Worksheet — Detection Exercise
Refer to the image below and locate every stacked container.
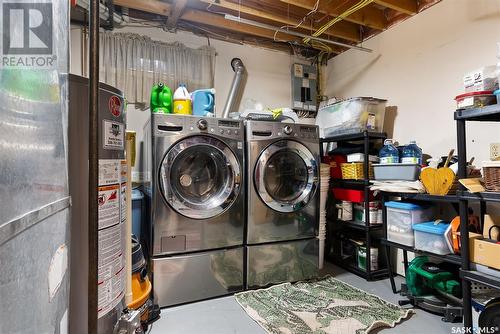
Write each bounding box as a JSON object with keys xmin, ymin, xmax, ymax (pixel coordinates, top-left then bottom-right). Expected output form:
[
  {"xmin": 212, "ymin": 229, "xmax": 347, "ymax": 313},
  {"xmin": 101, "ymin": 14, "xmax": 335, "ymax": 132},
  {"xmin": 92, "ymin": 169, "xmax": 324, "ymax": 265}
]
[
  {"xmin": 412, "ymin": 220, "xmax": 453, "ymax": 255},
  {"xmin": 385, "ymin": 201, "xmax": 434, "ymax": 247}
]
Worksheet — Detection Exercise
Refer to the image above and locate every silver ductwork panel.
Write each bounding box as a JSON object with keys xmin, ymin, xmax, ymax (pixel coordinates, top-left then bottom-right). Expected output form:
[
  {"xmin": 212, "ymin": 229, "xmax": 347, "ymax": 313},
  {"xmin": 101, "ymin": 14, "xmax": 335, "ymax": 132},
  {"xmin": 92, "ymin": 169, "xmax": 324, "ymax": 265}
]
[
  {"xmin": 0, "ymin": 0, "xmax": 70, "ymax": 333},
  {"xmin": 221, "ymin": 58, "xmax": 246, "ymax": 118}
]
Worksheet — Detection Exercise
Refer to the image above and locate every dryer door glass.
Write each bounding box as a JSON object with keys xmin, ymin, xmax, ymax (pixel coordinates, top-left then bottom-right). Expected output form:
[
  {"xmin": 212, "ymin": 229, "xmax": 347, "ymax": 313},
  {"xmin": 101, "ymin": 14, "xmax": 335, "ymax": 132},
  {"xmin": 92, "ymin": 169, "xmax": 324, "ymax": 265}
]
[
  {"xmin": 160, "ymin": 135, "xmax": 241, "ymax": 219},
  {"xmin": 255, "ymin": 140, "xmax": 318, "ymax": 213},
  {"xmin": 264, "ymin": 151, "xmax": 308, "ymax": 201}
]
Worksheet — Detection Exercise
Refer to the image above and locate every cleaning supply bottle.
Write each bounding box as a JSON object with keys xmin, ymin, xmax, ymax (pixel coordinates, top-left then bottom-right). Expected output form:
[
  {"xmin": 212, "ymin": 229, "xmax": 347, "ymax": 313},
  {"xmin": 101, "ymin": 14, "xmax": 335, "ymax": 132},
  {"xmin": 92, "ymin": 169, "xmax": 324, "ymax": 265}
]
[
  {"xmin": 150, "ymin": 83, "xmax": 172, "ymax": 114},
  {"xmin": 191, "ymin": 88, "xmax": 215, "ymax": 116},
  {"xmin": 402, "ymin": 141, "xmax": 423, "ymax": 164},
  {"xmin": 173, "ymin": 84, "xmax": 192, "ymax": 115},
  {"xmin": 379, "ymin": 139, "xmax": 400, "ymax": 164}
]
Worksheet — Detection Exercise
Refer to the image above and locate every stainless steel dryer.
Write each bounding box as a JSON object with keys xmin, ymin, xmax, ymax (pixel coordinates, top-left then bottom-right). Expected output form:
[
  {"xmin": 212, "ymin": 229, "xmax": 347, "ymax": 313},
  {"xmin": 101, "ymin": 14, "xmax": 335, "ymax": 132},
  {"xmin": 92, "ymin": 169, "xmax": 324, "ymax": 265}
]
[
  {"xmin": 150, "ymin": 114, "xmax": 245, "ymax": 307},
  {"xmin": 246, "ymin": 120, "xmax": 320, "ymax": 288}
]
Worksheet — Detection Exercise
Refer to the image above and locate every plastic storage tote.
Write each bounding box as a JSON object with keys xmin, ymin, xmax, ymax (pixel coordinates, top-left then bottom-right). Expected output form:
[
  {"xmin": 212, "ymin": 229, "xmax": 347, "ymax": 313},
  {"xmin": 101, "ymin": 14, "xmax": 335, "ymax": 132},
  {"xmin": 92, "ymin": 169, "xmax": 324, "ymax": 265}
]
[
  {"xmin": 332, "ymin": 188, "xmax": 374, "ymax": 203},
  {"xmin": 322, "ymin": 154, "xmax": 347, "ymax": 179},
  {"xmin": 373, "ymin": 163, "xmax": 421, "ymax": 181},
  {"xmin": 455, "ymin": 91, "xmax": 496, "ymax": 110},
  {"xmin": 132, "ymin": 189, "xmax": 144, "ymax": 240},
  {"xmin": 463, "ymin": 66, "xmax": 498, "ymax": 92},
  {"xmin": 413, "ymin": 220, "xmax": 453, "ymax": 255},
  {"xmin": 316, "ymin": 97, "xmax": 387, "ymax": 137},
  {"xmin": 386, "ymin": 201, "xmax": 434, "ymax": 247}
]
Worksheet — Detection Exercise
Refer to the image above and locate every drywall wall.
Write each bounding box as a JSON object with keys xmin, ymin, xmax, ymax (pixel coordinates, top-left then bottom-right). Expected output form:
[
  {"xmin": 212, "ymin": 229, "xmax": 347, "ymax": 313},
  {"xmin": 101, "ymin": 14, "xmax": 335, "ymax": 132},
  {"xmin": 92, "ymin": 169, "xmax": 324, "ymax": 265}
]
[
  {"xmin": 70, "ymin": 25, "xmax": 308, "ymax": 178},
  {"xmin": 324, "ymin": 0, "xmax": 500, "ymax": 163}
]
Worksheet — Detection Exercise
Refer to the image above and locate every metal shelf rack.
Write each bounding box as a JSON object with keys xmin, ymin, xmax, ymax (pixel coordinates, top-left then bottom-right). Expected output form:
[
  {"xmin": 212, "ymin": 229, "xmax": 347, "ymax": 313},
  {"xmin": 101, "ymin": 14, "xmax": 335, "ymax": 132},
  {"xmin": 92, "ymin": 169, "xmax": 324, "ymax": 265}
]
[
  {"xmin": 455, "ymin": 104, "xmax": 500, "ymax": 328},
  {"xmin": 321, "ymin": 131, "xmax": 388, "ymax": 280},
  {"xmin": 380, "ymin": 191, "xmax": 462, "ymax": 293}
]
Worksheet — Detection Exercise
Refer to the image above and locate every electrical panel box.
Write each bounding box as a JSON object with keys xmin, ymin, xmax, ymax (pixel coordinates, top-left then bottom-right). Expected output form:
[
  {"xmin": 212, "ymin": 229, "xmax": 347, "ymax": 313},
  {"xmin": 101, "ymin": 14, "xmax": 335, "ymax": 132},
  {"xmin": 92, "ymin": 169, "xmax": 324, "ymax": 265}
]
[{"xmin": 291, "ymin": 63, "xmax": 317, "ymax": 113}]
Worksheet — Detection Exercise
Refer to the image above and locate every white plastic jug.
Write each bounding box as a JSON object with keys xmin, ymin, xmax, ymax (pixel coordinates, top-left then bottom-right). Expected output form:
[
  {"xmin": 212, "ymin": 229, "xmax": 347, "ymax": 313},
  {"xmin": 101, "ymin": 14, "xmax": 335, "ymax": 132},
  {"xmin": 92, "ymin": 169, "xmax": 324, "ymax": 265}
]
[{"xmin": 173, "ymin": 84, "xmax": 192, "ymax": 115}]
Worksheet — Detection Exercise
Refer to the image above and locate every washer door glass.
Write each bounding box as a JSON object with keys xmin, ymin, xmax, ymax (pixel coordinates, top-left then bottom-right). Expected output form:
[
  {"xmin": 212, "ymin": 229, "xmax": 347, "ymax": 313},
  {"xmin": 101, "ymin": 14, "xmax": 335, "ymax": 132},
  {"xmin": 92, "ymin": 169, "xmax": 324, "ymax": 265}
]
[
  {"xmin": 255, "ymin": 140, "xmax": 318, "ymax": 213},
  {"xmin": 160, "ymin": 136, "xmax": 241, "ymax": 219}
]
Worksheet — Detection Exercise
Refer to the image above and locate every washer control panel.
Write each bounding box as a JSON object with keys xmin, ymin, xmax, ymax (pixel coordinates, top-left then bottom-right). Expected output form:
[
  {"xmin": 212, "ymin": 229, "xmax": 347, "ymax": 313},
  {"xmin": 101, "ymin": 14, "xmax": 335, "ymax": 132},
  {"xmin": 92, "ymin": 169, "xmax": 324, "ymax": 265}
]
[{"xmin": 154, "ymin": 114, "xmax": 244, "ymax": 141}]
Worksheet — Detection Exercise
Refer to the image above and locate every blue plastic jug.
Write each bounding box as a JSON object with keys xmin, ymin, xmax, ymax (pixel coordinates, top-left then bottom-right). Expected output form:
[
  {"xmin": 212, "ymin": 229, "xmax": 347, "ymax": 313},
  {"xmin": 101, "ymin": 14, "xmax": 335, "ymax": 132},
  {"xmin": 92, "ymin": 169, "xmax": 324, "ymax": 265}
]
[
  {"xmin": 379, "ymin": 139, "xmax": 400, "ymax": 164},
  {"xmin": 402, "ymin": 141, "xmax": 423, "ymax": 164},
  {"xmin": 192, "ymin": 89, "xmax": 215, "ymax": 116}
]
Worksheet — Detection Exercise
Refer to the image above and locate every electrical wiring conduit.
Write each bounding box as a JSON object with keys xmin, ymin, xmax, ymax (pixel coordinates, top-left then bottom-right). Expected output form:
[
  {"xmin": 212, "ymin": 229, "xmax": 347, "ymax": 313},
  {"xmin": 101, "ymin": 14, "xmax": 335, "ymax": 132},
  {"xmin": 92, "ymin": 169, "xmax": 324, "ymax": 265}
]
[{"xmin": 303, "ymin": 0, "xmax": 375, "ymax": 44}]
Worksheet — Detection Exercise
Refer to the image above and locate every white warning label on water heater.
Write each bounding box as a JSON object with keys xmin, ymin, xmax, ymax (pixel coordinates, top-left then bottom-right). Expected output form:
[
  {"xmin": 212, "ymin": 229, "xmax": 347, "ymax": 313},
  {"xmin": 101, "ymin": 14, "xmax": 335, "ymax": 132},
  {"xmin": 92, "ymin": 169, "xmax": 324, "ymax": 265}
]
[
  {"xmin": 97, "ymin": 206, "xmax": 125, "ymax": 319},
  {"xmin": 99, "ymin": 160, "xmax": 120, "ymax": 186},
  {"xmin": 97, "ymin": 158, "xmax": 126, "ymax": 319},
  {"xmin": 98, "ymin": 185, "xmax": 120, "ymax": 230},
  {"xmin": 103, "ymin": 120, "xmax": 124, "ymax": 150}
]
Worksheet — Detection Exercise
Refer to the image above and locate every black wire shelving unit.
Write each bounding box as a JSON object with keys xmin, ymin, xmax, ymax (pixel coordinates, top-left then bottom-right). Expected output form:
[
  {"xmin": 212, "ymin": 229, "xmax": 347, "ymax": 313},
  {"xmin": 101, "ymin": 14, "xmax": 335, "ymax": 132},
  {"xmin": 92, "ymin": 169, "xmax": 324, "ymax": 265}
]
[
  {"xmin": 455, "ymin": 104, "xmax": 500, "ymax": 329},
  {"xmin": 379, "ymin": 191, "xmax": 461, "ymax": 293},
  {"xmin": 320, "ymin": 131, "xmax": 388, "ymax": 280}
]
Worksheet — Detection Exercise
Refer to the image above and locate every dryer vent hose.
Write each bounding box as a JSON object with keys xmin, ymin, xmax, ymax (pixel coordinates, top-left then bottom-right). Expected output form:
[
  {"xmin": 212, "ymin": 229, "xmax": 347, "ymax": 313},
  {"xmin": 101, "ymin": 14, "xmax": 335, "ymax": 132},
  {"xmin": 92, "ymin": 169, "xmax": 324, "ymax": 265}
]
[{"xmin": 222, "ymin": 58, "xmax": 246, "ymax": 119}]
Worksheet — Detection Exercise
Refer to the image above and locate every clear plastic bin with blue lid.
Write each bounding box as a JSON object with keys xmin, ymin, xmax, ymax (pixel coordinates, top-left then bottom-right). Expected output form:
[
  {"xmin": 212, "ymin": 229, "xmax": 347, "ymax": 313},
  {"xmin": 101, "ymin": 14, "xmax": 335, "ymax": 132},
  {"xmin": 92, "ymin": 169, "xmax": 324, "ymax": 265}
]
[
  {"xmin": 385, "ymin": 201, "xmax": 434, "ymax": 247},
  {"xmin": 412, "ymin": 220, "xmax": 453, "ymax": 255}
]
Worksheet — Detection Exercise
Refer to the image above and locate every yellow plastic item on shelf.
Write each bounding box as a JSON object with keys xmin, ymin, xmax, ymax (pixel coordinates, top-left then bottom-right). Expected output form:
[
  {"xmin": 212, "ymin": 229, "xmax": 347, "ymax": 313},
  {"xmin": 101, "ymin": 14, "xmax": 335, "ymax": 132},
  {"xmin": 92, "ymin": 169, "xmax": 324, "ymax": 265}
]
[{"xmin": 173, "ymin": 84, "xmax": 192, "ymax": 115}]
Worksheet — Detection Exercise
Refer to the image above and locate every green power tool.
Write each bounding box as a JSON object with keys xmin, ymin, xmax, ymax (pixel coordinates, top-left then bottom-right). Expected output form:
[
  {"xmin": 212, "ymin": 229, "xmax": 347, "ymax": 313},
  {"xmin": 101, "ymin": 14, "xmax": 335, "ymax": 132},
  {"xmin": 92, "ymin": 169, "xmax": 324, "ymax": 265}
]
[
  {"xmin": 400, "ymin": 256, "xmax": 463, "ymax": 322},
  {"xmin": 406, "ymin": 256, "xmax": 461, "ymax": 298}
]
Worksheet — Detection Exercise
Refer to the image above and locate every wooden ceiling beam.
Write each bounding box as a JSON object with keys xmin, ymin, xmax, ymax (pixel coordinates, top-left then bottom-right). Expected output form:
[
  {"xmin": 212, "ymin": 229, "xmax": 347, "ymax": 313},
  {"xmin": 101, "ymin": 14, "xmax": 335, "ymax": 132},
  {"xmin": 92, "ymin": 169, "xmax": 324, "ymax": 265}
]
[
  {"xmin": 181, "ymin": 9, "xmax": 302, "ymax": 43},
  {"xmin": 280, "ymin": 0, "xmax": 388, "ymax": 30},
  {"xmin": 198, "ymin": 0, "xmax": 360, "ymax": 42},
  {"xmin": 166, "ymin": 0, "xmax": 188, "ymax": 29},
  {"xmin": 180, "ymin": 9, "xmax": 341, "ymax": 53},
  {"xmin": 373, "ymin": 0, "xmax": 418, "ymax": 15},
  {"xmin": 114, "ymin": 0, "xmax": 171, "ymax": 16}
]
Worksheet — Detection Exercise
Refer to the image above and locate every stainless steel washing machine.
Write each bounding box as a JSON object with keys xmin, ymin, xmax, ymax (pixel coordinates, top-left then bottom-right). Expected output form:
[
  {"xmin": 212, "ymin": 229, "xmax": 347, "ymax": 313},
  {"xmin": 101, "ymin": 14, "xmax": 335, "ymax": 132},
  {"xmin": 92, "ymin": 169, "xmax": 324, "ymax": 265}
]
[
  {"xmin": 246, "ymin": 120, "xmax": 320, "ymax": 288},
  {"xmin": 150, "ymin": 114, "xmax": 245, "ymax": 307}
]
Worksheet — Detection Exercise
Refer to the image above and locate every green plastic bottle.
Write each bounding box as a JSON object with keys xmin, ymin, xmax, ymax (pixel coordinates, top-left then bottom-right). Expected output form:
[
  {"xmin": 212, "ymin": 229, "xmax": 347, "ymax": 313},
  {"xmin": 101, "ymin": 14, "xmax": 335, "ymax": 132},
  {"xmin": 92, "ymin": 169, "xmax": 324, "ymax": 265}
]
[{"xmin": 150, "ymin": 83, "xmax": 173, "ymax": 114}]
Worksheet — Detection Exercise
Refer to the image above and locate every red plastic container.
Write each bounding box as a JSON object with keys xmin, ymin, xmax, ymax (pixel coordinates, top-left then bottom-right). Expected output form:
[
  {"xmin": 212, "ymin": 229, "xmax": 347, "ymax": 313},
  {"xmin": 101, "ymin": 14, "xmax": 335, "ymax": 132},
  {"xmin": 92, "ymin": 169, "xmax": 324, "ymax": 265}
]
[
  {"xmin": 332, "ymin": 188, "xmax": 374, "ymax": 203},
  {"xmin": 322, "ymin": 154, "xmax": 347, "ymax": 179},
  {"xmin": 455, "ymin": 90, "xmax": 496, "ymax": 110}
]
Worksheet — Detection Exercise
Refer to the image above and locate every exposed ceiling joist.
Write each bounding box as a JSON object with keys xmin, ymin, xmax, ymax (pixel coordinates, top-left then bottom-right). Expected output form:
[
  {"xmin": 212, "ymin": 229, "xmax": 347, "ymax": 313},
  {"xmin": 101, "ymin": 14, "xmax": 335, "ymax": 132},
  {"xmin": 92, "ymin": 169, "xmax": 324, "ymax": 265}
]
[
  {"xmin": 166, "ymin": 0, "xmax": 188, "ymax": 29},
  {"xmin": 114, "ymin": 0, "xmax": 171, "ymax": 16},
  {"xmin": 181, "ymin": 9, "xmax": 341, "ymax": 53},
  {"xmin": 198, "ymin": 0, "xmax": 361, "ymax": 42},
  {"xmin": 181, "ymin": 9, "xmax": 301, "ymax": 42},
  {"xmin": 374, "ymin": 0, "xmax": 418, "ymax": 15},
  {"xmin": 280, "ymin": 0, "xmax": 388, "ymax": 30}
]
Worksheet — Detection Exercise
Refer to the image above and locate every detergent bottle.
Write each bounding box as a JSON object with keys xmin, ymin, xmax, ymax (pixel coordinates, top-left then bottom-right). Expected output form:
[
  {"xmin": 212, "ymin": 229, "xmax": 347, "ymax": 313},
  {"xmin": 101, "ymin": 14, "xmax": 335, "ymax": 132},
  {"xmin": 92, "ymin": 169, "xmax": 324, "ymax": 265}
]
[
  {"xmin": 191, "ymin": 88, "xmax": 215, "ymax": 116},
  {"xmin": 173, "ymin": 84, "xmax": 192, "ymax": 115},
  {"xmin": 150, "ymin": 83, "xmax": 172, "ymax": 114}
]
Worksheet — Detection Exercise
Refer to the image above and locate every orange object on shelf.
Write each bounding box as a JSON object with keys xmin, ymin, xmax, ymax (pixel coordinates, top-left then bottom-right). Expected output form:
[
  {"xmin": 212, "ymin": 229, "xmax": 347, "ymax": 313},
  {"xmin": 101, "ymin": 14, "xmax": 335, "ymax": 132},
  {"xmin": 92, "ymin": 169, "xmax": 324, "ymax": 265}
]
[
  {"xmin": 451, "ymin": 216, "xmax": 461, "ymax": 253},
  {"xmin": 450, "ymin": 215, "xmax": 481, "ymax": 253}
]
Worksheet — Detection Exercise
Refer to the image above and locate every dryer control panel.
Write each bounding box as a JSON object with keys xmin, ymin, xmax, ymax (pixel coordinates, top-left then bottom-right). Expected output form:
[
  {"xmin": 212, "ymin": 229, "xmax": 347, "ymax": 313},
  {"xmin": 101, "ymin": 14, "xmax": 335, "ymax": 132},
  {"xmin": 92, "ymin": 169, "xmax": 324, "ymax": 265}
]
[
  {"xmin": 246, "ymin": 120, "xmax": 319, "ymax": 142},
  {"xmin": 153, "ymin": 114, "xmax": 244, "ymax": 141}
]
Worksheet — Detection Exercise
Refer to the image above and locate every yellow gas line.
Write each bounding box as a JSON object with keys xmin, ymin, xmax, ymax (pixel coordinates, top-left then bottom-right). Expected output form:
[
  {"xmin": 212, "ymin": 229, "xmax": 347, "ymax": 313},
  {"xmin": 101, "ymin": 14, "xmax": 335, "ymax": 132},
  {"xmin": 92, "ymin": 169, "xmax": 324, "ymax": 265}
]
[{"xmin": 304, "ymin": 0, "xmax": 374, "ymax": 44}]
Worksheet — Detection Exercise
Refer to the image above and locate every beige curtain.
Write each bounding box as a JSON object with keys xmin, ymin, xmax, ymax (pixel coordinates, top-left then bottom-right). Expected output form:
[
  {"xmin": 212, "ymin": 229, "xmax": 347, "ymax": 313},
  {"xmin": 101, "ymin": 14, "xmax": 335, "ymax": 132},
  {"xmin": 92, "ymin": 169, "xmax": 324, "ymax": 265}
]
[{"xmin": 99, "ymin": 31, "xmax": 216, "ymax": 107}]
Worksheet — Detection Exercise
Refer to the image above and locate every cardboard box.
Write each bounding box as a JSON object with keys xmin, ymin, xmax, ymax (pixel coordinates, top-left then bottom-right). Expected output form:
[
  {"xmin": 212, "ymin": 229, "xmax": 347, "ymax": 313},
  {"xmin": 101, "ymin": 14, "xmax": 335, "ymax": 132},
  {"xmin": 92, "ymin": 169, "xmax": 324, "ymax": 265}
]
[
  {"xmin": 483, "ymin": 215, "xmax": 500, "ymax": 240},
  {"xmin": 469, "ymin": 233, "xmax": 500, "ymax": 270}
]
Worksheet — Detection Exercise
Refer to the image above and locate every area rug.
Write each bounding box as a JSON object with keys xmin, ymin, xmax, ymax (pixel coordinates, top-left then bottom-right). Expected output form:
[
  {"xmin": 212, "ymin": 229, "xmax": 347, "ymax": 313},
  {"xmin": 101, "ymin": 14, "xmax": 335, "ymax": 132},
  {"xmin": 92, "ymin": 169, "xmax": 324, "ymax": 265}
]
[{"xmin": 235, "ymin": 276, "xmax": 413, "ymax": 334}]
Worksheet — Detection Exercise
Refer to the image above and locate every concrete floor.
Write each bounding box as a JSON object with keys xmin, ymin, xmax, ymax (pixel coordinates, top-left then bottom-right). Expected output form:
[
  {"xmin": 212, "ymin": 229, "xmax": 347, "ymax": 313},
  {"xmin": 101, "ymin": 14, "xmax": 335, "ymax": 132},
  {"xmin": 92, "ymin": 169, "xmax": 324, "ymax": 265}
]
[{"xmin": 151, "ymin": 264, "xmax": 458, "ymax": 334}]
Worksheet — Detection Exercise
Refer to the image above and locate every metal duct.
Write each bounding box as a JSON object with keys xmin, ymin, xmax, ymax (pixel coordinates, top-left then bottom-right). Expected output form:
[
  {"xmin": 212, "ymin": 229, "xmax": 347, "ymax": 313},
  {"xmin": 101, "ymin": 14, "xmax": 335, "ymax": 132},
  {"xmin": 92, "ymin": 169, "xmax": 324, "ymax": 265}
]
[
  {"xmin": 221, "ymin": 58, "xmax": 246, "ymax": 118},
  {"xmin": 0, "ymin": 0, "xmax": 70, "ymax": 332}
]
